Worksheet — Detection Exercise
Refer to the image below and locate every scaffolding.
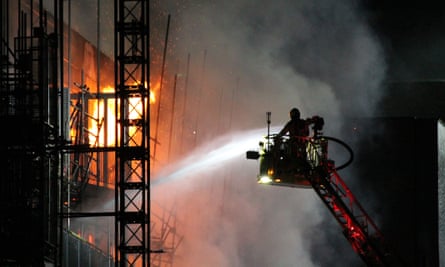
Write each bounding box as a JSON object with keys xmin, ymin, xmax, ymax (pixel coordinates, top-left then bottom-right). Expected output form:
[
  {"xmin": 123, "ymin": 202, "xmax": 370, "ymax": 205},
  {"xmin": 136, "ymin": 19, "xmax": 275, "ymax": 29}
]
[
  {"xmin": 0, "ymin": 1, "xmax": 181, "ymax": 266},
  {"xmin": 114, "ymin": 0, "xmax": 149, "ymax": 266},
  {"xmin": 0, "ymin": 0, "xmax": 62, "ymax": 265}
]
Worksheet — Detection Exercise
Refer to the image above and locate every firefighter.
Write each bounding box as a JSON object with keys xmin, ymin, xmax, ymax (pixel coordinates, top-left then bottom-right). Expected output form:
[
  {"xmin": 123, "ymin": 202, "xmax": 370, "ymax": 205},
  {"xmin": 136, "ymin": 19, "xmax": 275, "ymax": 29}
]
[
  {"xmin": 276, "ymin": 107, "xmax": 310, "ymax": 138},
  {"xmin": 275, "ymin": 108, "xmax": 313, "ymax": 171}
]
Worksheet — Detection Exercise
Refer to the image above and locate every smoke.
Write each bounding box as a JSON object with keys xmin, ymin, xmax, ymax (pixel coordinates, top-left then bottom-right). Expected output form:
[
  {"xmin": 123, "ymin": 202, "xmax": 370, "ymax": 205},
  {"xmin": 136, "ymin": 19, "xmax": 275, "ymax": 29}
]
[
  {"xmin": 151, "ymin": 0, "xmax": 386, "ymax": 266},
  {"xmin": 162, "ymin": 0, "xmax": 385, "ymax": 125},
  {"xmin": 152, "ymin": 128, "xmax": 325, "ymax": 266}
]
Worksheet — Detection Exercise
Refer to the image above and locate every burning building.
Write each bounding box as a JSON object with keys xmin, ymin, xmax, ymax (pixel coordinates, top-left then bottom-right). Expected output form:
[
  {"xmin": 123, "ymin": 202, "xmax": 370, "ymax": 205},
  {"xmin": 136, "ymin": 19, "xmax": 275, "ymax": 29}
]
[
  {"xmin": 1, "ymin": 0, "xmax": 444, "ymax": 266},
  {"xmin": 0, "ymin": 0, "xmax": 150, "ymax": 266}
]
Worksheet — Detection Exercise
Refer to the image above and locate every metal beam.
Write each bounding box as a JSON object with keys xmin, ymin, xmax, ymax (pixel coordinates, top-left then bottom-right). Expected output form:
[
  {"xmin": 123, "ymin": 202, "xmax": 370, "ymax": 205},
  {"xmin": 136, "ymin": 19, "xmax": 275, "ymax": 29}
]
[{"xmin": 114, "ymin": 0, "xmax": 149, "ymax": 266}]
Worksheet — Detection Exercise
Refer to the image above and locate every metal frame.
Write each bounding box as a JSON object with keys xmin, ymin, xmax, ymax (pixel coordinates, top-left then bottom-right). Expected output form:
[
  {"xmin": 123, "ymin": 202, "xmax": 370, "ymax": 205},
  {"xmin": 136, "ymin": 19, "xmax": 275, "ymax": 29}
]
[
  {"xmin": 0, "ymin": 0, "xmax": 62, "ymax": 265},
  {"xmin": 114, "ymin": 0, "xmax": 149, "ymax": 266}
]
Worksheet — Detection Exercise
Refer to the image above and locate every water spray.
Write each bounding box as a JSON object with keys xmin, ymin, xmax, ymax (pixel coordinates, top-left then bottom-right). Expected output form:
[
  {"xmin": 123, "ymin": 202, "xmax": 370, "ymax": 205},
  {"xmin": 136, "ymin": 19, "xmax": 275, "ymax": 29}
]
[{"xmin": 151, "ymin": 128, "xmax": 273, "ymax": 187}]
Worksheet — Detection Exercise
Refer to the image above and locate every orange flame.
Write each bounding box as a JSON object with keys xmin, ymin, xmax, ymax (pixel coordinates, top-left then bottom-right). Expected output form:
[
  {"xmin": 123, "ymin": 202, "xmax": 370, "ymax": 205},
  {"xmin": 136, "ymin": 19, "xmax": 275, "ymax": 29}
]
[
  {"xmin": 88, "ymin": 84, "xmax": 148, "ymax": 147},
  {"xmin": 150, "ymin": 90, "xmax": 156, "ymax": 104},
  {"xmin": 149, "ymin": 81, "xmax": 160, "ymax": 104}
]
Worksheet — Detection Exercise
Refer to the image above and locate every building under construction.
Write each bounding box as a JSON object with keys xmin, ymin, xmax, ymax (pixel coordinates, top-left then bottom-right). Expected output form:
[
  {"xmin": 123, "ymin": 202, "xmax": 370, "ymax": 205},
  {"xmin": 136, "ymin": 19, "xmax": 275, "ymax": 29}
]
[{"xmin": 0, "ymin": 0, "xmax": 153, "ymax": 266}]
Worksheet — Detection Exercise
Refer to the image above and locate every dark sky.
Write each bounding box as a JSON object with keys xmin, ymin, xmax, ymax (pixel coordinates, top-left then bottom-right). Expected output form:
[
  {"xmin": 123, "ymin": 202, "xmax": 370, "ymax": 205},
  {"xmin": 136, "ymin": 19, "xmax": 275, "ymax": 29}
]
[{"xmin": 362, "ymin": 1, "xmax": 445, "ymax": 81}]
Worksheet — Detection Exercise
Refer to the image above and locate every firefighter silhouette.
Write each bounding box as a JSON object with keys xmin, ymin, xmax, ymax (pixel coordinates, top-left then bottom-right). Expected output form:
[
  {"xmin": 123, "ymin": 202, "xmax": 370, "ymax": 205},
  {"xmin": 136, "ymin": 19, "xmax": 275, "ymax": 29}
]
[{"xmin": 274, "ymin": 108, "xmax": 314, "ymax": 175}]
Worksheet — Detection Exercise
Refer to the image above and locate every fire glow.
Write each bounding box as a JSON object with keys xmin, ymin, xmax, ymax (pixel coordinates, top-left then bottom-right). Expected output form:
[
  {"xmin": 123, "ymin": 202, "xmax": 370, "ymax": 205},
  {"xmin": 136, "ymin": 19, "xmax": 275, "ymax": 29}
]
[
  {"xmin": 83, "ymin": 85, "xmax": 151, "ymax": 147},
  {"xmin": 149, "ymin": 81, "xmax": 159, "ymax": 104}
]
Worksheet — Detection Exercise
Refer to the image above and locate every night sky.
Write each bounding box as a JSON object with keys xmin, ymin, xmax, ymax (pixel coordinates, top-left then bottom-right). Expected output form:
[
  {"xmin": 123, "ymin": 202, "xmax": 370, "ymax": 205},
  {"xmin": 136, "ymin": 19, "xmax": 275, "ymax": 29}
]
[{"xmin": 362, "ymin": 1, "xmax": 445, "ymax": 81}]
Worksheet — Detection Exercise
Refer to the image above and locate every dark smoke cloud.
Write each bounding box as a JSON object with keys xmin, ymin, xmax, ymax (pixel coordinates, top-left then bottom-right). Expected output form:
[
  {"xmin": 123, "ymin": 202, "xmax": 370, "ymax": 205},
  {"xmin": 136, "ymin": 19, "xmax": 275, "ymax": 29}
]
[{"xmin": 150, "ymin": 0, "xmax": 386, "ymax": 266}]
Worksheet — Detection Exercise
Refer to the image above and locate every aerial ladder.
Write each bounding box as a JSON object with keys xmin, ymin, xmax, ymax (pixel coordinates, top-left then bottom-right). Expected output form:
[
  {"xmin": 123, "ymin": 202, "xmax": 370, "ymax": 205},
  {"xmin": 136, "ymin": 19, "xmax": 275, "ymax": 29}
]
[{"xmin": 246, "ymin": 112, "xmax": 405, "ymax": 267}]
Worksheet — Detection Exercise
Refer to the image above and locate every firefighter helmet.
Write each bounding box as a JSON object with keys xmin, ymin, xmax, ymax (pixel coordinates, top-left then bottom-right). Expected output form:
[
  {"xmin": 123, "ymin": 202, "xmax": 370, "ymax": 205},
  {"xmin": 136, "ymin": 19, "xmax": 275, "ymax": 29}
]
[{"xmin": 290, "ymin": 108, "xmax": 300, "ymax": 120}]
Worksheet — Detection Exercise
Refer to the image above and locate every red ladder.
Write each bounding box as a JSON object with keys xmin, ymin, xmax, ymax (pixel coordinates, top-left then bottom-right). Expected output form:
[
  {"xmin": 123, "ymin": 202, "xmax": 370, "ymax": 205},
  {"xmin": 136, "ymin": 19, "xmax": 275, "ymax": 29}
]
[{"xmin": 308, "ymin": 159, "xmax": 402, "ymax": 266}]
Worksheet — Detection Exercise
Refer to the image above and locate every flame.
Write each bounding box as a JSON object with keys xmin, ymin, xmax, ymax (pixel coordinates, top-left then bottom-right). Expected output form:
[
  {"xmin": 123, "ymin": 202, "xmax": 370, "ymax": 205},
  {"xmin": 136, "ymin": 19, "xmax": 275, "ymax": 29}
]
[
  {"xmin": 102, "ymin": 86, "xmax": 114, "ymax": 93},
  {"xmin": 70, "ymin": 82, "xmax": 150, "ymax": 148},
  {"xmin": 88, "ymin": 97, "xmax": 116, "ymax": 146},
  {"xmin": 87, "ymin": 84, "xmax": 148, "ymax": 147},
  {"xmin": 149, "ymin": 81, "xmax": 160, "ymax": 104},
  {"xmin": 150, "ymin": 89, "xmax": 156, "ymax": 104}
]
